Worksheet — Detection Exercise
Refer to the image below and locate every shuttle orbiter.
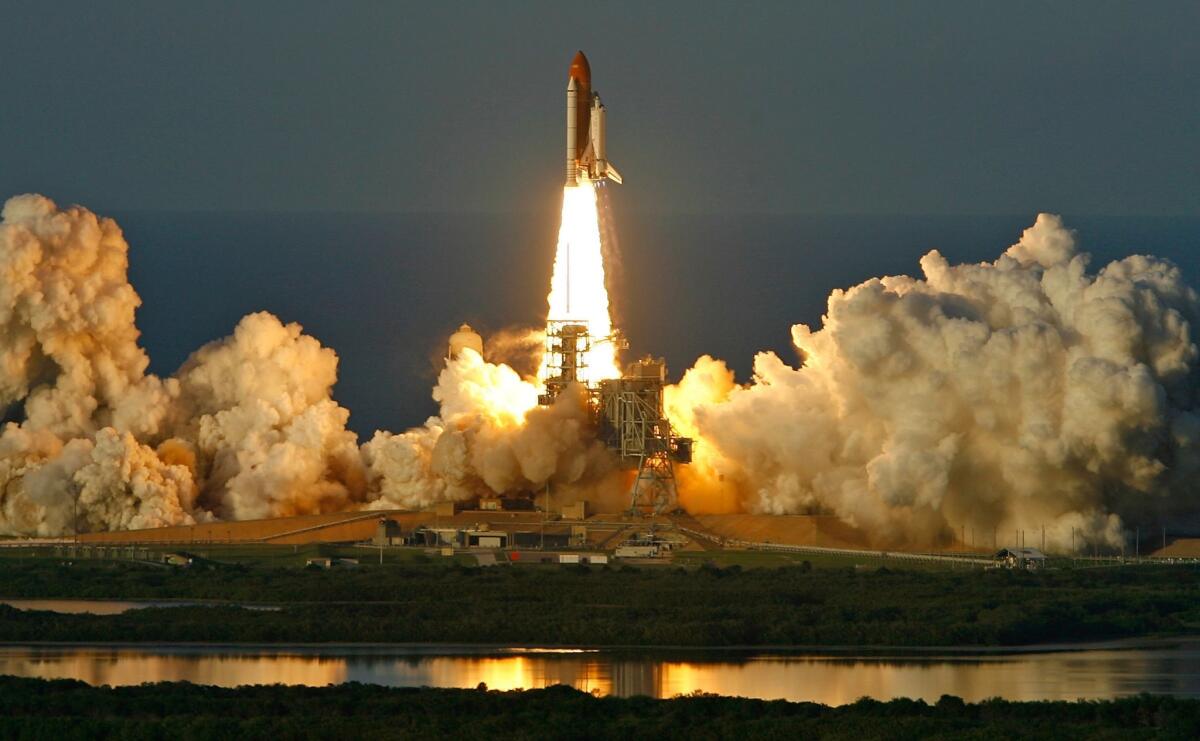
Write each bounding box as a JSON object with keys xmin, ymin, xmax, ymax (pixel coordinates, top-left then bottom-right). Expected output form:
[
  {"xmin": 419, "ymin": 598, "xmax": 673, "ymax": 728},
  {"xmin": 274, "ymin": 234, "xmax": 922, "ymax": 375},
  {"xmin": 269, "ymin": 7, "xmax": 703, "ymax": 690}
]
[{"xmin": 566, "ymin": 51, "xmax": 622, "ymax": 187}]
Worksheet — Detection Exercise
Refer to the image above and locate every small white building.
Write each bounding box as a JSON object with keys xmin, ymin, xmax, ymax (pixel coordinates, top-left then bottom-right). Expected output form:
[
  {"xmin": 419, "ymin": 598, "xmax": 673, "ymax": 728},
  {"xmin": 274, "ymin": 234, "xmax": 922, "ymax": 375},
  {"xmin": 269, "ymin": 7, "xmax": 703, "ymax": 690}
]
[
  {"xmin": 559, "ymin": 553, "xmax": 607, "ymax": 565},
  {"xmin": 615, "ymin": 544, "xmax": 658, "ymax": 559},
  {"xmin": 465, "ymin": 530, "xmax": 508, "ymax": 549}
]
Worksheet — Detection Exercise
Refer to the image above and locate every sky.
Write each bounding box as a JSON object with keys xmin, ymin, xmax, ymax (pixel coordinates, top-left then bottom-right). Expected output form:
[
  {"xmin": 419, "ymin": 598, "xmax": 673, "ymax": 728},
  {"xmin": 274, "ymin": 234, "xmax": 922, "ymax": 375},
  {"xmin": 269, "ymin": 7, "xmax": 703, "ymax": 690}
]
[
  {"xmin": 3, "ymin": 2, "xmax": 1200, "ymax": 435},
  {"xmin": 2, "ymin": 1, "xmax": 1198, "ymax": 216}
]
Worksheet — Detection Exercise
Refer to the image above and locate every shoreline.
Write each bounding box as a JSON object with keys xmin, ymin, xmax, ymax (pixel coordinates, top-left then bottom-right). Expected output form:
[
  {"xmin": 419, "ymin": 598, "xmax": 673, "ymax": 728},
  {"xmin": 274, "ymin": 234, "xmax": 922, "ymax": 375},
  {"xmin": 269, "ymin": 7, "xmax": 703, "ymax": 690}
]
[{"xmin": 0, "ymin": 634, "xmax": 1195, "ymax": 657}]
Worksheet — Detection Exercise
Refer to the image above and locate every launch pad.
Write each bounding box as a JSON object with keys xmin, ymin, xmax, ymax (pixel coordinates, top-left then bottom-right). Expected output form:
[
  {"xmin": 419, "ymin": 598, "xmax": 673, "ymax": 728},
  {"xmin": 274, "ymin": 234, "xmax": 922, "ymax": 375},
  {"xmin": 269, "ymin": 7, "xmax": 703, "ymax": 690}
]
[
  {"xmin": 539, "ymin": 321, "xmax": 692, "ymax": 514},
  {"xmin": 449, "ymin": 52, "xmax": 693, "ymax": 517}
]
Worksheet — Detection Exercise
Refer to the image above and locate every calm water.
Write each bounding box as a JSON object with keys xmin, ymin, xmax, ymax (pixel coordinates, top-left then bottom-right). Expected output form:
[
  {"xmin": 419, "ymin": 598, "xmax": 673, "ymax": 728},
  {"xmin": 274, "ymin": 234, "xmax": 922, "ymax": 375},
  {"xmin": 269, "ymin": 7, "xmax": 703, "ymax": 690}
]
[
  {"xmin": 1, "ymin": 600, "xmax": 280, "ymax": 615},
  {"xmin": 2, "ymin": 642, "xmax": 1199, "ymax": 704}
]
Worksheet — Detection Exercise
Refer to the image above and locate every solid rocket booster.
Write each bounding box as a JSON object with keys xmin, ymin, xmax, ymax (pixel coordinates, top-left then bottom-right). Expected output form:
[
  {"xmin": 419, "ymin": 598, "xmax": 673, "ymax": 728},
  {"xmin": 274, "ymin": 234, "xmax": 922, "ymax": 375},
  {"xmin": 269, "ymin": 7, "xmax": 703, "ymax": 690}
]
[
  {"xmin": 565, "ymin": 51, "xmax": 622, "ymax": 187},
  {"xmin": 566, "ymin": 76, "xmax": 578, "ymax": 185}
]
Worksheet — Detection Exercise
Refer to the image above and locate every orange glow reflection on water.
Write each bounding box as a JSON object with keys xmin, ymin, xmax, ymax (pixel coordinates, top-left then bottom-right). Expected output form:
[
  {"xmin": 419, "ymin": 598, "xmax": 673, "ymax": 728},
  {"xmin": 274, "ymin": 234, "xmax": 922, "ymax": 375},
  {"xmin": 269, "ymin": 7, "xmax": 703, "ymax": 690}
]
[
  {"xmin": 427, "ymin": 656, "xmax": 610, "ymax": 695},
  {"xmin": 2, "ymin": 649, "xmax": 346, "ymax": 688},
  {"xmin": 0, "ymin": 646, "xmax": 1197, "ymax": 703}
]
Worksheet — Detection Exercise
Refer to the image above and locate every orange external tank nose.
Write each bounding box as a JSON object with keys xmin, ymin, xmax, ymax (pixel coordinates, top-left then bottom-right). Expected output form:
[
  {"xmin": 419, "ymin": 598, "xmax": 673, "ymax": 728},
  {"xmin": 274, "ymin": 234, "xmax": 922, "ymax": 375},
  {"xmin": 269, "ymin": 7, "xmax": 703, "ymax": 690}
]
[
  {"xmin": 568, "ymin": 50, "xmax": 591, "ymax": 89},
  {"xmin": 567, "ymin": 51, "xmax": 592, "ymax": 163}
]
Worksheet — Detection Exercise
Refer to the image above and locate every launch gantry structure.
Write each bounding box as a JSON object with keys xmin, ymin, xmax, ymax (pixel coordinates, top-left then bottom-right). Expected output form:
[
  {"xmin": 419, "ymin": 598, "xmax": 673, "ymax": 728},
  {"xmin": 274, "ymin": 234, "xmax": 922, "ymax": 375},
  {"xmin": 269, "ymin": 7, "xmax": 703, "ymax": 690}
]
[{"xmin": 539, "ymin": 321, "xmax": 692, "ymax": 515}]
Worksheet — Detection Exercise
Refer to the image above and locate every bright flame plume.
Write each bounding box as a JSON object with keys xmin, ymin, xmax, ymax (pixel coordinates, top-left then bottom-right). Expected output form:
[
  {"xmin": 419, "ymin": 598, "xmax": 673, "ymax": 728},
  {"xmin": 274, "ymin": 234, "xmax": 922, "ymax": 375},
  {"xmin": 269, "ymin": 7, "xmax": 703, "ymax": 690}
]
[{"xmin": 539, "ymin": 182, "xmax": 621, "ymax": 384}]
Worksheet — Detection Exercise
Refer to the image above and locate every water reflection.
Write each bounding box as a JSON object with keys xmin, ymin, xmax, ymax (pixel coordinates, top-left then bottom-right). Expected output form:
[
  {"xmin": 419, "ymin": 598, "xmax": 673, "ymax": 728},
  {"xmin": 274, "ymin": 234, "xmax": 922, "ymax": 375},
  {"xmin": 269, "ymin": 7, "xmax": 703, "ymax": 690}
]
[
  {"xmin": 0, "ymin": 599, "xmax": 280, "ymax": 615},
  {"xmin": 2, "ymin": 600, "xmax": 160, "ymax": 615},
  {"xmin": 1, "ymin": 644, "xmax": 1199, "ymax": 704}
]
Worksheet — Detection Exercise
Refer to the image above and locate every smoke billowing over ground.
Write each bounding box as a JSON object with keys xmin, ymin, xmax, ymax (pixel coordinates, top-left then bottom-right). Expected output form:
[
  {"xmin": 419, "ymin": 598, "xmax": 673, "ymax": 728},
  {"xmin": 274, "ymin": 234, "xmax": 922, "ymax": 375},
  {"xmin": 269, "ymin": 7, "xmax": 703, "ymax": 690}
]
[
  {"xmin": 1, "ymin": 194, "xmax": 1197, "ymax": 549},
  {"xmin": 667, "ymin": 214, "xmax": 1200, "ymax": 548}
]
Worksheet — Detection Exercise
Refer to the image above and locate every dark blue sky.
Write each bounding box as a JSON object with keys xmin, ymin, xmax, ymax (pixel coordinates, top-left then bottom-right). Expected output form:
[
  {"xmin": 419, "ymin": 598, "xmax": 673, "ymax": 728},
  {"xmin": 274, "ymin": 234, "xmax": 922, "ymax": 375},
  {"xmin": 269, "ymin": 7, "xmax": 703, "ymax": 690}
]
[
  {"xmin": 3, "ymin": 1, "xmax": 1197, "ymax": 215},
  {"xmin": 4, "ymin": 3, "xmax": 1200, "ymax": 435}
]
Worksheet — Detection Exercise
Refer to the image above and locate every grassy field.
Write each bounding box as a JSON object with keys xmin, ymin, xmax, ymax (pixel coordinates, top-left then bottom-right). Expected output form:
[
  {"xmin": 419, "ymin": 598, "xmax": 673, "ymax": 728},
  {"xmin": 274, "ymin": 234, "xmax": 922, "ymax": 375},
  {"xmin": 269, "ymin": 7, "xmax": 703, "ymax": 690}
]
[
  {"xmin": 0, "ymin": 554, "xmax": 1197, "ymax": 647},
  {"xmin": 3, "ymin": 539, "xmax": 1156, "ymax": 572},
  {"xmin": 2, "ymin": 540, "xmax": 992, "ymax": 571},
  {"xmin": 671, "ymin": 549, "xmax": 985, "ymax": 571}
]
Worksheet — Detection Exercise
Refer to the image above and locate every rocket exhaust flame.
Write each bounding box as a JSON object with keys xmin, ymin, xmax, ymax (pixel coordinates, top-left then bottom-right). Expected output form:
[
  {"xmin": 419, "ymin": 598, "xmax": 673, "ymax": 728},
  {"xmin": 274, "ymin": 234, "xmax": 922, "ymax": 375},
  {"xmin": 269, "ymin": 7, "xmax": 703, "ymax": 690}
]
[
  {"xmin": 538, "ymin": 182, "xmax": 621, "ymax": 385},
  {"xmin": 540, "ymin": 52, "xmax": 626, "ymax": 386}
]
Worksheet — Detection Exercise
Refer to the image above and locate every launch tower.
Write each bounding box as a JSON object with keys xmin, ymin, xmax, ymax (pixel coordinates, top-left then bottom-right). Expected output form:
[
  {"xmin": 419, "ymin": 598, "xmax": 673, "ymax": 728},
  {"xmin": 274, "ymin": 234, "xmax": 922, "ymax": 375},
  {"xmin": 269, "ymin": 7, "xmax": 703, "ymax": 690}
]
[{"xmin": 539, "ymin": 322, "xmax": 692, "ymax": 514}]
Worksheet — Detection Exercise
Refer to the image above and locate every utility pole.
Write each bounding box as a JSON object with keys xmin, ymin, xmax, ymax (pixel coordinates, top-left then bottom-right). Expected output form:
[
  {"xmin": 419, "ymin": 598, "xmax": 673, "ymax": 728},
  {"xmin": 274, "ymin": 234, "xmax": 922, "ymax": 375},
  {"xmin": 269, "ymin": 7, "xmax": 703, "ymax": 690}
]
[{"xmin": 1135, "ymin": 527, "xmax": 1139, "ymax": 560}]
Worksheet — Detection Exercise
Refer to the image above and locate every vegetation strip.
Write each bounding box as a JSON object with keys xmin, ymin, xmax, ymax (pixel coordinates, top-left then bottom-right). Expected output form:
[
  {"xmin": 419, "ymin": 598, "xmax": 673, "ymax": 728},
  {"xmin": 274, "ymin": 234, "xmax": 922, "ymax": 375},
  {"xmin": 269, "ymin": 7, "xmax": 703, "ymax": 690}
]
[
  {"xmin": 0, "ymin": 676, "xmax": 1197, "ymax": 738},
  {"xmin": 0, "ymin": 559, "xmax": 1197, "ymax": 647}
]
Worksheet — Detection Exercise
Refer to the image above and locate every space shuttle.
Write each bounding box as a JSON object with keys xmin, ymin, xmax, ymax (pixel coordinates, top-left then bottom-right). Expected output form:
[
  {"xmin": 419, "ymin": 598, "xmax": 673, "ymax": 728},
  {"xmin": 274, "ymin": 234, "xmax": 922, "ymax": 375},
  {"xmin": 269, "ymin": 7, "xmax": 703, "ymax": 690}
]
[{"xmin": 566, "ymin": 51, "xmax": 622, "ymax": 186}]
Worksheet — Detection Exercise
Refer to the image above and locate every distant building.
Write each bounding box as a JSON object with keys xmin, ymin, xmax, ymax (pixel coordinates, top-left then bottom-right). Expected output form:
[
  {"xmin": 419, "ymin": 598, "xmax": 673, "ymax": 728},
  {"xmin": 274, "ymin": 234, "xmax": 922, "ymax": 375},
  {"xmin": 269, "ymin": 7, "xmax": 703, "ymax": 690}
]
[
  {"xmin": 615, "ymin": 544, "xmax": 659, "ymax": 559},
  {"xmin": 410, "ymin": 527, "xmax": 463, "ymax": 547},
  {"xmin": 512, "ymin": 531, "xmax": 571, "ymax": 549},
  {"xmin": 477, "ymin": 496, "xmax": 535, "ymax": 512},
  {"xmin": 372, "ymin": 518, "xmax": 402, "ymax": 546},
  {"xmin": 994, "ymin": 547, "xmax": 1047, "ymax": 570},
  {"xmin": 561, "ymin": 501, "xmax": 588, "ymax": 520},
  {"xmin": 465, "ymin": 530, "xmax": 508, "ymax": 549}
]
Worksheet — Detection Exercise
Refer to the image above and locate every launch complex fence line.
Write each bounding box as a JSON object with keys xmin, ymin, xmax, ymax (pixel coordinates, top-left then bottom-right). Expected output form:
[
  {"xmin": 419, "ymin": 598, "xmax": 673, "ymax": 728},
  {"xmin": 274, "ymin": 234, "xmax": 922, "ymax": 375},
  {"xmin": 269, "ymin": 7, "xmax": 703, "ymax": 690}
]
[
  {"xmin": 244, "ymin": 512, "xmax": 387, "ymax": 543},
  {"xmin": 673, "ymin": 526, "xmax": 994, "ymax": 567}
]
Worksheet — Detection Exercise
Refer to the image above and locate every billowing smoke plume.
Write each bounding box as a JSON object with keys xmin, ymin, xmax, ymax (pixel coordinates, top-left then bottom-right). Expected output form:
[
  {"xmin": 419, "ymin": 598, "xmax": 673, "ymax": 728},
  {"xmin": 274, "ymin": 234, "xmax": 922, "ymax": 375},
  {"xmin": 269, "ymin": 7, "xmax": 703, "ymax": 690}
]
[
  {"xmin": 0, "ymin": 194, "xmax": 617, "ymax": 536},
  {"xmin": 667, "ymin": 214, "xmax": 1200, "ymax": 548},
  {"xmin": 0, "ymin": 196, "xmax": 366, "ymax": 535},
  {"xmin": 3, "ymin": 193, "xmax": 1197, "ymax": 550},
  {"xmin": 362, "ymin": 349, "xmax": 620, "ymax": 511}
]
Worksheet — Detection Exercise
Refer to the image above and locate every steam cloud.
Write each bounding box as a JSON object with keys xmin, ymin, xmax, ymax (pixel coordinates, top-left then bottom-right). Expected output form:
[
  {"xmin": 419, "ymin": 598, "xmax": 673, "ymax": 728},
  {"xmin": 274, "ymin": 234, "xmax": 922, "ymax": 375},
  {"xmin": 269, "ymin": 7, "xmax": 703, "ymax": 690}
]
[
  {"xmin": 0, "ymin": 196, "xmax": 366, "ymax": 534},
  {"xmin": 363, "ymin": 351, "xmax": 619, "ymax": 512},
  {"xmin": 1, "ymin": 194, "xmax": 1196, "ymax": 550},
  {"xmin": 0, "ymin": 195, "xmax": 612, "ymax": 536},
  {"xmin": 666, "ymin": 214, "xmax": 1200, "ymax": 548}
]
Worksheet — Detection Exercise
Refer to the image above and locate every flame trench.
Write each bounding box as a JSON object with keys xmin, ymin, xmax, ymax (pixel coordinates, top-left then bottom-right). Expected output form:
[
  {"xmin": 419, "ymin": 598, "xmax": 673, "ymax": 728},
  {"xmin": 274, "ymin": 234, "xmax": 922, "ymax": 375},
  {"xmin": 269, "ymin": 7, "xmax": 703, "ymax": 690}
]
[{"xmin": 539, "ymin": 182, "xmax": 621, "ymax": 385}]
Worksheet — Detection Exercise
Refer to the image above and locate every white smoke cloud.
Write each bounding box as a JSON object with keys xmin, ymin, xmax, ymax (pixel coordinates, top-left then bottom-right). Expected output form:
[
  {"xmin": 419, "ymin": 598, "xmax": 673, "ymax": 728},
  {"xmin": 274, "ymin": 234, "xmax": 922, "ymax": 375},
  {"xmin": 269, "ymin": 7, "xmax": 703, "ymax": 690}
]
[
  {"xmin": 668, "ymin": 214, "xmax": 1200, "ymax": 548},
  {"xmin": 0, "ymin": 196, "xmax": 365, "ymax": 535},
  {"xmin": 2, "ymin": 194, "xmax": 1196, "ymax": 552},
  {"xmin": 174, "ymin": 312, "xmax": 367, "ymax": 520},
  {"xmin": 0, "ymin": 194, "xmax": 617, "ymax": 536},
  {"xmin": 364, "ymin": 349, "xmax": 620, "ymax": 510}
]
